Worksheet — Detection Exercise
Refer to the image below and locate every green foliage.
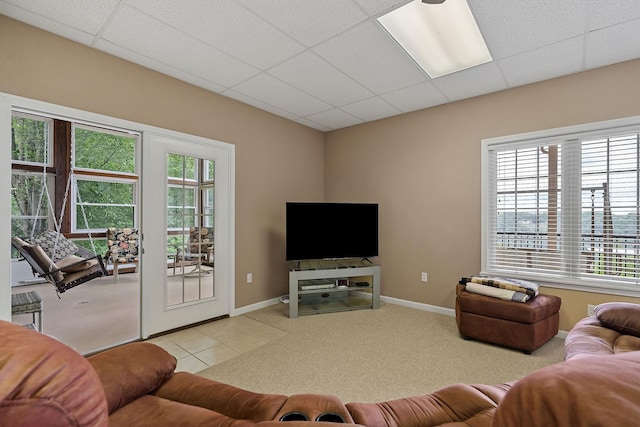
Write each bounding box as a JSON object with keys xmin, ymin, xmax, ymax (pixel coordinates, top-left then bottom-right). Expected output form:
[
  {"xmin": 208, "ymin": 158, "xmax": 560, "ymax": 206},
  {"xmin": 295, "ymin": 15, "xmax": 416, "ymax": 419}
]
[
  {"xmin": 74, "ymin": 239, "xmax": 109, "ymax": 257},
  {"xmin": 73, "ymin": 127, "xmax": 138, "ymax": 229},
  {"xmin": 11, "ymin": 116, "xmax": 48, "ymax": 163},
  {"xmin": 168, "ymin": 153, "xmax": 197, "ymax": 180},
  {"xmin": 11, "ymin": 116, "xmax": 139, "ymax": 234},
  {"xmin": 74, "ymin": 127, "xmax": 136, "ymax": 173},
  {"xmin": 11, "ymin": 116, "xmax": 51, "ymax": 239}
]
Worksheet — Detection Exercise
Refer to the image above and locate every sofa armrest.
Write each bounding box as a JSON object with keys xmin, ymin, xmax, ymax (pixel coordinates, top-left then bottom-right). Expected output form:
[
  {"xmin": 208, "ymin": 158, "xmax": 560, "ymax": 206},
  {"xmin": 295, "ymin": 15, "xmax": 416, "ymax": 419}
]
[
  {"xmin": 494, "ymin": 351, "xmax": 640, "ymax": 427},
  {"xmin": 346, "ymin": 383, "xmax": 511, "ymax": 427},
  {"xmin": 0, "ymin": 320, "xmax": 108, "ymax": 426},
  {"xmin": 153, "ymin": 371, "xmax": 288, "ymax": 421},
  {"xmin": 88, "ymin": 342, "xmax": 176, "ymax": 414}
]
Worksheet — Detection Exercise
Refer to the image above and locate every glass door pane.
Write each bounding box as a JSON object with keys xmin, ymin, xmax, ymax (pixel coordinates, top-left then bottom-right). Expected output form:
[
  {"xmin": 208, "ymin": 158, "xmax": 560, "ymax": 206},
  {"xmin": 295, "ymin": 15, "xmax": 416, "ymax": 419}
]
[{"xmin": 166, "ymin": 154, "xmax": 215, "ymax": 305}]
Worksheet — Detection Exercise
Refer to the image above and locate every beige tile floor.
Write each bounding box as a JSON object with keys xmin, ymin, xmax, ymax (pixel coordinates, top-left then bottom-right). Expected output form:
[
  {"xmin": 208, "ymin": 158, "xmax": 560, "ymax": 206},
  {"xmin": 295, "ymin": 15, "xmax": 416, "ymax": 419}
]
[
  {"xmin": 10, "ymin": 265, "xmax": 292, "ymax": 368},
  {"xmin": 11, "ymin": 274, "xmax": 287, "ymax": 371},
  {"xmin": 145, "ymin": 313, "xmax": 288, "ymax": 374}
]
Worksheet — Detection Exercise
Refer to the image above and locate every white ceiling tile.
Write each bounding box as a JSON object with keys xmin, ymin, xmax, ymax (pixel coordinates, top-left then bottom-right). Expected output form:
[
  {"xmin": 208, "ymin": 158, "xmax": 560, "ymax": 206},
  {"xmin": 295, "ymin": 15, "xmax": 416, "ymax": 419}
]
[
  {"xmin": 101, "ymin": 5, "xmax": 260, "ymax": 88},
  {"xmin": 499, "ymin": 37, "xmax": 585, "ymax": 88},
  {"xmin": 352, "ymin": 0, "xmax": 412, "ymax": 17},
  {"xmin": 0, "ymin": 1, "xmax": 96, "ymax": 45},
  {"xmin": 314, "ymin": 21, "xmax": 428, "ymax": 94},
  {"xmin": 94, "ymin": 39, "xmax": 228, "ymax": 94},
  {"xmin": 432, "ymin": 62, "xmax": 507, "ymax": 102},
  {"xmin": 470, "ymin": 0, "xmax": 588, "ymax": 59},
  {"xmin": 127, "ymin": 0, "xmax": 304, "ymax": 70},
  {"xmin": 585, "ymin": 17, "xmax": 640, "ymax": 69},
  {"xmin": 2, "ymin": 0, "xmax": 120, "ymax": 34},
  {"xmin": 237, "ymin": 0, "xmax": 368, "ymax": 47},
  {"xmin": 381, "ymin": 81, "xmax": 449, "ymax": 113},
  {"xmin": 340, "ymin": 97, "xmax": 401, "ymax": 122},
  {"xmin": 6, "ymin": 0, "xmax": 640, "ymax": 131},
  {"xmin": 232, "ymin": 73, "xmax": 331, "ymax": 117},
  {"xmin": 268, "ymin": 52, "xmax": 372, "ymax": 106},
  {"xmin": 293, "ymin": 117, "xmax": 332, "ymax": 132},
  {"xmin": 223, "ymin": 89, "xmax": 301, "ymax": 121},
  {"xmin": 587, "ymin": 0, "xmax": 640, "ymax": 30},
  {"xmin": 305, "ymin": 108, "xmax": 363, "ymax": 130}
]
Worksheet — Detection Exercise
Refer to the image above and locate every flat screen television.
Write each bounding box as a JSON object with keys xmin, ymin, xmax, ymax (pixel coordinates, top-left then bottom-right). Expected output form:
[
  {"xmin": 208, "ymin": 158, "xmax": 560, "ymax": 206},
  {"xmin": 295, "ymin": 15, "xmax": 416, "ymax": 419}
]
[{"xmin": 286, "ymin": 202, "xmax": 379, "ymax": 261}]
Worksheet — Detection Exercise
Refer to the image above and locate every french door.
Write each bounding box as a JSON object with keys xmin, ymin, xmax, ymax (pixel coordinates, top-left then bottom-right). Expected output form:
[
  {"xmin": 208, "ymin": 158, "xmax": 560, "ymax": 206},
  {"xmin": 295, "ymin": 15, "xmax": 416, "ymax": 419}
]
[{"xmin": 142, "ymin": 132, "xmax": 234, "ymax": 336}]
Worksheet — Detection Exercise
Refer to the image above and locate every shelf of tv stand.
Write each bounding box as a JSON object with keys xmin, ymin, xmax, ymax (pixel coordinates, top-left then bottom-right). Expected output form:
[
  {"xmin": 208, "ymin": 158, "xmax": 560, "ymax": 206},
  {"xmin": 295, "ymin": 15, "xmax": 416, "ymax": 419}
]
[{"xmin": 288, "ymin": 261, "xmax": 380, "ymax": 318}]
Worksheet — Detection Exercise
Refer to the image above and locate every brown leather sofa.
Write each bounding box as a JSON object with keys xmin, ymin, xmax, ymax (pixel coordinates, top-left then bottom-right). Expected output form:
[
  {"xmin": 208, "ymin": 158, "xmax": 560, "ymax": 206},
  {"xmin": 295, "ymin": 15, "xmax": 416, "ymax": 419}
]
[
  {"xmin": 0, "ymin": 320, "xmax": 356, "ymax": 426},
  {"xmin": 3, "ymin": 302, "xmax": 640, "ymax": 427},
  {"xmin": 564, "ymin": 301, "xmax": 640, "ymax": 360},
  {"xmin": 350, "ymin": 301, "xmax": 640, "ymax": 427}
]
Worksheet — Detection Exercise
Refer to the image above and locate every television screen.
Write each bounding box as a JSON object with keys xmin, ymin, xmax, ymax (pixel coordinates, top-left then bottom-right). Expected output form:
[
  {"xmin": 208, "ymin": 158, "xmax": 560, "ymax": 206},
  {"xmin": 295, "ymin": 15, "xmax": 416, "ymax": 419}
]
[{"xmin": 286, "ymin": 202, "xmax": 379, "ymax": 261}]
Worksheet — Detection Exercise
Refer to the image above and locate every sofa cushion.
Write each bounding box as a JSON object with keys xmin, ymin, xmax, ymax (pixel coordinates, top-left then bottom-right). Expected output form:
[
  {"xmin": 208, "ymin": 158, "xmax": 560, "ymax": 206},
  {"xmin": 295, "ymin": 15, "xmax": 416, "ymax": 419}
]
[
  {"xmin": 108, "ymin": 394, "xmax": 247, "ymax": 427},
  {"xmin": 564, "ymin": 315, "xmax": 640, "ymax": 360},
  {"xmin": 0, "ymin": 320, "xmax": 108, "ymax": 426},
  {"xmin": 493, "ymin": 351, "xmax": 640, "ymax": 427},
  {"xmin": 154, "ymin": 371, "xmax": 288, "ymax": 421},
  {"xmin": 594, "ymin": 302, "xmax": 640, "ymax": 338},
  {"xmin": 110, "ymin": 395, "xmax": 356, "ymax": 427},
  {"xmin": 347, "ymin": 383, "xmax": 511, "ymax": 427},
  {"xmin": 88, "ymin": 342, "xmax": 177, "ymax": 414}
]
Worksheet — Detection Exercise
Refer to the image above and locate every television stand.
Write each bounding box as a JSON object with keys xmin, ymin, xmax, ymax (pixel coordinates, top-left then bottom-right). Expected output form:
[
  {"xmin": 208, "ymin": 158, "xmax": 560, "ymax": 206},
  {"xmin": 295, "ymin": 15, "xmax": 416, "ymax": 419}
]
[{"xmin": 287, "ymin": 259, "xmax": 380, "ymax": 318}]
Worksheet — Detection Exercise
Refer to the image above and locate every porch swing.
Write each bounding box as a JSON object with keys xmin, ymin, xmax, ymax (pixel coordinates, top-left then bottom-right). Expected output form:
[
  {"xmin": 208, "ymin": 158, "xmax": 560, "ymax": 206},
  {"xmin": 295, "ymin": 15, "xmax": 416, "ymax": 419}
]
[{"xmin": 11, "ymin": 148, "xmax": 108, "ymax": 294}]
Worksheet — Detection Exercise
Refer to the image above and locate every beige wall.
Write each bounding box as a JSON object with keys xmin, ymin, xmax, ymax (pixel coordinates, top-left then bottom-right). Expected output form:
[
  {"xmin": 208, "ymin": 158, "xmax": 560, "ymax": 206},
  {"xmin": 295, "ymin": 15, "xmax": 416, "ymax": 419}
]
[
  {"xmin": 325, "ymin": 59, "xmax": 640, "ymax": 331},
  {"xmin": 0, "ymin": 16, "xmax": 324, "ymax": 308}
]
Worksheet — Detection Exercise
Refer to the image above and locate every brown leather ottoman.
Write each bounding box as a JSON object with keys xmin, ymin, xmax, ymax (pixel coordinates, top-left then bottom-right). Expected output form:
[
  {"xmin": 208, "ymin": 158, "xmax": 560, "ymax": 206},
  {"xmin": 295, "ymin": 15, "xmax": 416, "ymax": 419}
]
[{"xmin": 455, "ymin": 284, "xmax": 561, "ymax": 354}]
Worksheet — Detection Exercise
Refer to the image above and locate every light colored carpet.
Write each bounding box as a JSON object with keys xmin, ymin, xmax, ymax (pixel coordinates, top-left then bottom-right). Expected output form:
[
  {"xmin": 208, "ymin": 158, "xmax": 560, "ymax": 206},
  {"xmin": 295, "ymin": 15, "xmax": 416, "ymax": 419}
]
[{"xmin": 197, "ymin": 302, "xmax": 565, "ymax": 403}]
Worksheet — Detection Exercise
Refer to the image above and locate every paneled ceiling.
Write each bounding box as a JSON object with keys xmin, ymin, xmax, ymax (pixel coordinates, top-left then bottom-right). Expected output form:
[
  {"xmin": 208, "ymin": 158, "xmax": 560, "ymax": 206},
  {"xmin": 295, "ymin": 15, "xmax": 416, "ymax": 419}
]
[{"xmin": 2, "ymin": 0, "xmax": 640, "ymax": 131}]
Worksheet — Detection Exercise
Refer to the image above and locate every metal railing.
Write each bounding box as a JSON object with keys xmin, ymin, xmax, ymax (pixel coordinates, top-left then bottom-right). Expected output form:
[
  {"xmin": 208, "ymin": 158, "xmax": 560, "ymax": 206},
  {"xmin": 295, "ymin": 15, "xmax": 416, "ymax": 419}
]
[{"xmin": 495, "ymin": 232, "xmax": 640, "ymax": 279}]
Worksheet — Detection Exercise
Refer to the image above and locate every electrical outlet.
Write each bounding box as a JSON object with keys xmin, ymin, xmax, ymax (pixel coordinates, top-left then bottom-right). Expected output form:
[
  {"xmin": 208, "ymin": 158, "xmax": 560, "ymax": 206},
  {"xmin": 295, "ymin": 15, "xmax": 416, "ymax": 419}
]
[
  {"xmin": 587, "ymin": 304, "xmax": 596, "ymax": 316},
  {"xmin": 421, "ymin": 272, "xmax": 428, "ymax": 282},
  {"xmin": 247, "ymin": 273, "xmax": 253, "ymax": 284}
]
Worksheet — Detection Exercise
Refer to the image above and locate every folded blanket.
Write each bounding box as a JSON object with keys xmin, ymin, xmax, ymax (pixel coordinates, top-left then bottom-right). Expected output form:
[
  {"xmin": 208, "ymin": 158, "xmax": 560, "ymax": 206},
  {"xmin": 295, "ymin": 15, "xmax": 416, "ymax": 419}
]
[
  {"xmin": 462, "ymin": 276, "xmax": 539, "ymax": 298},
  {"xmin": 466, "ymin": 282, "xmax": 530, "ymax": 303}
]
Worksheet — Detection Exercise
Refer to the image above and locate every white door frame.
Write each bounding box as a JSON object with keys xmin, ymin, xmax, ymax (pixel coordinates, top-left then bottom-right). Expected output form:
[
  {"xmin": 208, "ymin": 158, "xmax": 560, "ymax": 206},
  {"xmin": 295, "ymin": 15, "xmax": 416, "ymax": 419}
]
[
  {"xmin": 141, "ymin": 131, "xmax": 235, "ymax": 337},
  {"xmin": 0, "ymin": 93, "xmax": 235, "ymax": 337}
]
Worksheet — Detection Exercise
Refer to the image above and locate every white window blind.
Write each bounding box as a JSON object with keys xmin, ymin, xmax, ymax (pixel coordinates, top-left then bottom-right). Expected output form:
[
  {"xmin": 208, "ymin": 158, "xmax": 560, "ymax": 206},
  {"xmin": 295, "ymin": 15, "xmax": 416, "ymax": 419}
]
[{"xmin": 483, "ymin": 121, "xmax": 640, "ymax": 293}]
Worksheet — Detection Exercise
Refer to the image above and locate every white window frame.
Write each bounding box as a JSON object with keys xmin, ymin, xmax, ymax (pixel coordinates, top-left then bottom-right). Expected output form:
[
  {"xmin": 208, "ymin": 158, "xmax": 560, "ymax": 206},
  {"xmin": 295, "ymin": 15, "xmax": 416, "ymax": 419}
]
[
  {"xmin": 10, "ymin": 112, "xmax": 54, "ymax": 255},
  {"xmin": 10, "ymin": 111, "xmax": 53, "ymax": 168},
  {"xmin": 482, "ymin": 115, "xmax": 640, "ymax": 297},
  {"xmin": 166, "ymin": 183, "xmax": 198, "ymax": 232},
  {"xmin": 71, "ymin": 122, "xmax": 140, "ymax": 234},
  {"xmin": 72, "ymin": 174, "xmax": 139, "ymax": 234}
]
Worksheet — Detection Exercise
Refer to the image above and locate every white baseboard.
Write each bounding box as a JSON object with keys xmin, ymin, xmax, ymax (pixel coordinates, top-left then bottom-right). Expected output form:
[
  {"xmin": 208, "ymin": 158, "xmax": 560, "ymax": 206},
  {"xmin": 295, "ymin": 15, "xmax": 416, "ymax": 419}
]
[
  {"xmin": 235, "ymin": 294, "xmax": 457, "ymax": 318},
  {"xmin": 234, "ymin": 294, "xmax": 570, "ymax": 339},
  {"xmin": 232, "ymin": 297, "xmax": 280, "ymax": 316},
  {"xmin": 381, "ymin": 295, "xmax": 456, "ymax": 317}
]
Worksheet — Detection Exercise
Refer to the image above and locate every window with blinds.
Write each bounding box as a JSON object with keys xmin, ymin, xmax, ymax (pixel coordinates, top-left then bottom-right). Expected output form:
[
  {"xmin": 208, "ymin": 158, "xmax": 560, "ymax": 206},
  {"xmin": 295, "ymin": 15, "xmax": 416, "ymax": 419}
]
[{"xmin": 483, "ymin": 119, "xmax": 640, "ymax": 293}]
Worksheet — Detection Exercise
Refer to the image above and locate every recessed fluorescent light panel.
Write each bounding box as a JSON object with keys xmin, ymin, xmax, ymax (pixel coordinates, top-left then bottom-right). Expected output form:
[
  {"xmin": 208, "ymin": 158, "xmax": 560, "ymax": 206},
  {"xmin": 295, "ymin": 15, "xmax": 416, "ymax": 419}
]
[{"xmin": 378, "ymin": 0, "xmax": 492, "ymax": 78}]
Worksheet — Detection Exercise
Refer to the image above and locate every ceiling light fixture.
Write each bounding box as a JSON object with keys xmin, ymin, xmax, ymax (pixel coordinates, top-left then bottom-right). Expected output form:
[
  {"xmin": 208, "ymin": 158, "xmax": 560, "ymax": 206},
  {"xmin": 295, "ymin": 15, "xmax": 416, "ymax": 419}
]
[{"xmin": 378, "ymin": 0, "xmax": 492, "ymax": 78}]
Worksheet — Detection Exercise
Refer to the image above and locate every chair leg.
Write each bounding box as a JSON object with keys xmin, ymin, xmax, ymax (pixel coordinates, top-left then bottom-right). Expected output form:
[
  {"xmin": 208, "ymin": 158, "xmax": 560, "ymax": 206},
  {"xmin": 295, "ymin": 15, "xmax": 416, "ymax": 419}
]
[{"xmin": 113, "ymin": 260, "xmax": 119, "ymax": 283}]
